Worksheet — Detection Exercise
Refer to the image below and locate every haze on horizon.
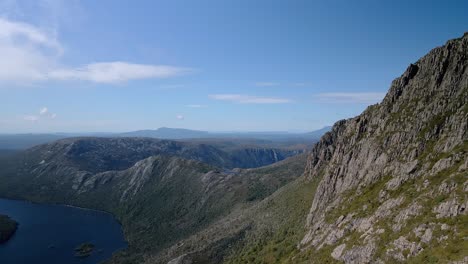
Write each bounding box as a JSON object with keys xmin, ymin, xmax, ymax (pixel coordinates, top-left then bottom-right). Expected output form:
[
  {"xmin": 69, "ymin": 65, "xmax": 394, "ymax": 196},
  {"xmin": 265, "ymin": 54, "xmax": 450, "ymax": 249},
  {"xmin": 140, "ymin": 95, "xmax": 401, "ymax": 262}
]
[{"xmin": 1, "ymin": 0, "xmax": 467, "ymax": 133}]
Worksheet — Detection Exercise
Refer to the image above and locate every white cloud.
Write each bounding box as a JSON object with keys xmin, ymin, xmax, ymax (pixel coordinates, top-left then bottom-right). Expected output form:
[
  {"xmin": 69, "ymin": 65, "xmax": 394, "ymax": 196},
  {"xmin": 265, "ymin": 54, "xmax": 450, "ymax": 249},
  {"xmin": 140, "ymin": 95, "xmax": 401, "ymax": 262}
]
[
  {"xmin": 255, "ymin": 82, "xmax": 279, "ymax": 87},
  {"xmin": 314, "ymin": 92, "xmax": 386, "ymax": 104},
  {"xmin": 0, "ymin": 17, "xmax": 190, "ymax": 84},
  {"xmin": 39, "ymin": 107, "xmax": 48, "ymax": 115},
  {"xmin": 0, "ymin": 17, "xmax": 61, "ymax": 82},
  {"xmin": 186, "ymin": 104, "xmax": 207, "ymax": 108},
  {"xmin": 38, "ymin": 106, "xmax": 56, "ymax": 118},
  {"xmin": 23, "ymin": 106, "xmax": 57, "ymax": 122},
  {"xmin": 48, "ymin": 62, "xmax": 189, "ymax": 84},
  {"xmin": 23, "ymin": 115, "xmax": 39, "ymax": 121},
  {"xmin": 209, "ymin": 94, "xmax": 292, "ymax": 104},
  {"xmin": 176, "ymin": 115, "xmax": 184, "ymax": 120},
  {"xmin": 0, "ymin": 17, "xmax": 62, "ymax": 50}
]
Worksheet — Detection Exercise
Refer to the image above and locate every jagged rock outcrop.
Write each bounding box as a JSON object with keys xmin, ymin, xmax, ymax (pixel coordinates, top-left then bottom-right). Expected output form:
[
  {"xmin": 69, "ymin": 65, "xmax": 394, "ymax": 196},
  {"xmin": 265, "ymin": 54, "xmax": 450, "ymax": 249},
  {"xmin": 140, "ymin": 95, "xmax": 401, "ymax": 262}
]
[{"xmin": 300, "ymin": 33, "xmax": 468, "ymax": 263}]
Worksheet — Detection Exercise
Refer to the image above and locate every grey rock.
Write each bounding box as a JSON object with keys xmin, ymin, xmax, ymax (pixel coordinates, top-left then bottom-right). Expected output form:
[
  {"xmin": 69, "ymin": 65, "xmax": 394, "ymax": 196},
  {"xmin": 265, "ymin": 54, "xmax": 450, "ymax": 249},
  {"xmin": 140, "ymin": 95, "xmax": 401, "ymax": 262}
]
[
  {"xmin": 341, "ymin": 240, "xmax": 376, "ymax": 264},
  {"xmin": 433, "ymin": 199, "xmax": 468, "ymax": 219},
  {"xmin": 301, "ymin": 33, "xmax": 468, "ymax": 262},
  {"xmin": 387, "ymin": 236, "xmax": 423, "ymax": 261},
  {"xmin": 331, "ymin": 243, "xmax": 346, "ymax": 260},
  {"xmin": 414, "ymin": 224, "xmax": 433, "ymax": 243}
]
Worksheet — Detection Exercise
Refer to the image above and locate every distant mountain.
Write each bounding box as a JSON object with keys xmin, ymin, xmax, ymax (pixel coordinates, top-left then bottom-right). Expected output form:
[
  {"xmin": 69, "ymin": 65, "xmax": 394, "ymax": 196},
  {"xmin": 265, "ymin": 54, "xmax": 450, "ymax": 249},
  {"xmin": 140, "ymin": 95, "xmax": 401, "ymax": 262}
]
[
  {"xmin": 119, "ymin": 127, "xmax": 331, "ymax": 141},
  {"xmin": 0, "ymin": 134, "xmax": 66, "ymax": 150},
  {"xmin": 0, "ymin": 137, "xmax": 302, "ymax": 171},
  {"xmin": 0, "ymin": 127, "xmax": 330, "ymax": 150},
  {"xmin": 304, "ymin": 126, "xmax": 332, "ymax": 138},
  {"xmin": 118, "ymin": 127, "xmax": 210, "ymax": 139}
]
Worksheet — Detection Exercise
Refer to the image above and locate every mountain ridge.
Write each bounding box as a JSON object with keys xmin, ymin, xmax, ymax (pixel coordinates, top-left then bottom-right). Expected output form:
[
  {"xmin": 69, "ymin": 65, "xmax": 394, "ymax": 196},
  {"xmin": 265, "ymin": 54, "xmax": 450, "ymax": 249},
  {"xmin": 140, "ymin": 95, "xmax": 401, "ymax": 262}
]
[
  {"xmin": 297, "ymin": 32, "xmax": 468, "ymax": 263},
  {"xmin": 0, "ymin": 126, "xmax": 330, "ymax": 150}
]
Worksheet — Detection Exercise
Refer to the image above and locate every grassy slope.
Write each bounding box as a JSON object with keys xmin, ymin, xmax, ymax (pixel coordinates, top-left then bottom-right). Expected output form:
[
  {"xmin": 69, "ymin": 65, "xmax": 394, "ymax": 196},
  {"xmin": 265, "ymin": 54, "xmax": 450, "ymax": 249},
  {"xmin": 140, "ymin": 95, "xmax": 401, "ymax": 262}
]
[
  {"xmin": 103, "ymin": 154, "xmax": 308, "ymax": 263},
  {"xmin": 223, "ymin": 176, "xmax": 320, "ymax": 264}
]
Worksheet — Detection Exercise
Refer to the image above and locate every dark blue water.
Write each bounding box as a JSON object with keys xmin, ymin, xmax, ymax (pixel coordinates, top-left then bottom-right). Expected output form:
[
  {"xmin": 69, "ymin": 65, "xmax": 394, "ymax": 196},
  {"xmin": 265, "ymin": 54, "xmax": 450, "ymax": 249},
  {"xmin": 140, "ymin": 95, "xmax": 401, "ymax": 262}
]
[{"xmin": 0, "ymin": 198, "xmax": 127, "ymax": 264}]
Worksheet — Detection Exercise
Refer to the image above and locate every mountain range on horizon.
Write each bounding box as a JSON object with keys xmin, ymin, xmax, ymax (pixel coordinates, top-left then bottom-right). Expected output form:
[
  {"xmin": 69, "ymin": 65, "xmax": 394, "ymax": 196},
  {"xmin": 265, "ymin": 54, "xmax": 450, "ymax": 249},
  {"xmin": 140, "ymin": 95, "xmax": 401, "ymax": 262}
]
[{"xmin": 0, "ymin": 126, "xmax": 331, "ymax": 150}]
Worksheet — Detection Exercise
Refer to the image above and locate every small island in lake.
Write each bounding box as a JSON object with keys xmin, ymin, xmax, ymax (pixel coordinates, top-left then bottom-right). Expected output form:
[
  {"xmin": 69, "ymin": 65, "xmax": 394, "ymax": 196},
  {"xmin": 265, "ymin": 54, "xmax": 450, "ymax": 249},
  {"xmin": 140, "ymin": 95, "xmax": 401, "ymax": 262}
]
[
  {"xmin": 0, "ymin": 214, "xmax": 18, "ymax": 243},
  {"xmin": 74, "ymin": 242, "xmax": 95, "ymax": 258}
]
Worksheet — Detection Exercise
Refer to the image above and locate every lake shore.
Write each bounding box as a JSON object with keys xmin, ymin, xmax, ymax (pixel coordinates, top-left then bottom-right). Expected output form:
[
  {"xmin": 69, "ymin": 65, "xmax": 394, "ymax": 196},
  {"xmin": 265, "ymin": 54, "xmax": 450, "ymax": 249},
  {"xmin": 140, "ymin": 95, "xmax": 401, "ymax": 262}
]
[{"xmin": 0, "ymin": 198, "xmax": 127, "ymax": 264}]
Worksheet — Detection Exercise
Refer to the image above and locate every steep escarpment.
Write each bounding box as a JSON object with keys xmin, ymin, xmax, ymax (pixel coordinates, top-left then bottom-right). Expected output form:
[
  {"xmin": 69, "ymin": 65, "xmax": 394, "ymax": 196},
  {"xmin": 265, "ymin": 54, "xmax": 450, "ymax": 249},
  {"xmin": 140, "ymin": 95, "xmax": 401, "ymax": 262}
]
[{"xmin": 298, "ymin": 34, "xmax": 468, "ymax": 263}]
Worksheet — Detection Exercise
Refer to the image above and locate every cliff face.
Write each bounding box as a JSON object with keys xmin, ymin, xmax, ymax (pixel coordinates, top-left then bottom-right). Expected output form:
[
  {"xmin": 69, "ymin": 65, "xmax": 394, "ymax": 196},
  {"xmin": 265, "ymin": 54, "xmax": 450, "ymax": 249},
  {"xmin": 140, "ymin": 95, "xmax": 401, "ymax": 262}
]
[{"xmin": 300, "ymin": 34, "xmax": 468, "ymax": 262}]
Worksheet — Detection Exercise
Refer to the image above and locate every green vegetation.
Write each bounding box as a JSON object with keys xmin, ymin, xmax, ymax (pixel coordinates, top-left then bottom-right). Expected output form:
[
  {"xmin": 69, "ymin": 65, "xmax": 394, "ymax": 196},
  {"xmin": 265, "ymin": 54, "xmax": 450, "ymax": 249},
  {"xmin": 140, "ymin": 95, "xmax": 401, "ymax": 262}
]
[
  {"xmin": 0, "ymin": 139, "xmax": 308, "ymax": 263},
  {"xmin": 225, "ymin": 177, "xmax": 320, "ymax": 263},
  {"xmin": 0, "ymin": 214, "xmax": 18, "ymax": 243}
]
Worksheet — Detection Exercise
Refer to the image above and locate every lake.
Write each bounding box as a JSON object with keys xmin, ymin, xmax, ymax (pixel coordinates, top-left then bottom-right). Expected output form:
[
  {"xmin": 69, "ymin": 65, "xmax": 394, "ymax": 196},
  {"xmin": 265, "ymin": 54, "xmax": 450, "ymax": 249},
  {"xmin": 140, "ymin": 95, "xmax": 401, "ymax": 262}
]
[{"xmin": 0, "ymin": 198, "xmax": 127, "ymax": 264}]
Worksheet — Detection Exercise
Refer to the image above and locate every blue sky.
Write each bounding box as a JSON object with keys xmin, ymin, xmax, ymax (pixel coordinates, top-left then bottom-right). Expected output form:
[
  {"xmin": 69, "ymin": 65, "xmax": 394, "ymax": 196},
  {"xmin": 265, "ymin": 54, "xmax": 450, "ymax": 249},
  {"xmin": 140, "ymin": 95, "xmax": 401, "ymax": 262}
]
[{"xmin": 0, "ymin": 0, "xmax": 467, "ymax": 133}]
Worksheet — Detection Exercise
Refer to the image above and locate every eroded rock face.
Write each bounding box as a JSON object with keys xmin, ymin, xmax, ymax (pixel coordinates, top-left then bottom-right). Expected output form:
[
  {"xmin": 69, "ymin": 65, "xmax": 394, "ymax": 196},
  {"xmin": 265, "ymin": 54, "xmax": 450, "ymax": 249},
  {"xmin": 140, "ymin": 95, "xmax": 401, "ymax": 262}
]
[
  {"xmin": 386, "ymin": 236, "xmax": 423, "ymax": 261},
  {"xmin": 301, "ymin": 33, "xmax": 468, "ymax": 263},
  {"xmin": 433, "ymin": 199, "xmax": 468, "ymax": 219}
]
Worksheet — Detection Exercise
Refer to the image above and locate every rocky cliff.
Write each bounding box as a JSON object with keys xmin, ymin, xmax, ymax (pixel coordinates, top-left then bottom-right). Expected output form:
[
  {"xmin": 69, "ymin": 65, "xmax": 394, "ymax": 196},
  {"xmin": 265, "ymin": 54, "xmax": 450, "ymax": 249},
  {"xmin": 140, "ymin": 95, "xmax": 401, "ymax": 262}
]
[{"xmin": 299, "ymin": 33, "xmax": 468, "ymax": 263}]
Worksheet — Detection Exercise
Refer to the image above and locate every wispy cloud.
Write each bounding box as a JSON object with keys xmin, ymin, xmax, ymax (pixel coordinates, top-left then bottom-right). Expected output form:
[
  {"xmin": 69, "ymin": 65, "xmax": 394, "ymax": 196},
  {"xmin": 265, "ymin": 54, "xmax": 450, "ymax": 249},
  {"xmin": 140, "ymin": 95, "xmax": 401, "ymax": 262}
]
[
  {"xmin": 48, "ymin": 62, "xmax": 190, "ymax": 83},
  {"xmin": 24, "ymin": 106, "xmax": 57, "ymax": 122},
  {"xmin": 255, "ymin": 82, "xmax": 279, "ymax": 87},
  {"xmin": 209, "ymin": 94, "xmax": 292, "ymax": 104},
  {"xmin": 39, "ymin": 107, "xmax": 49, "ymax": 115},
  {"xmin": 186, "ymin": 104, "xmax": 207, "ymax": 108},
  {"xmin": 0, "ymin": 17, "xmax": 61, "ymax": 82},
  {"xmin": 0, "ymin": 17, "xmax": 190, "ymax": 84},
  {"xmin": 176, "ymin": 115, "xmax": 184, "ymax": 120},
  {"xmin": 314, "ymin": 92, "xmax": 385, "ymax": 104}
]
